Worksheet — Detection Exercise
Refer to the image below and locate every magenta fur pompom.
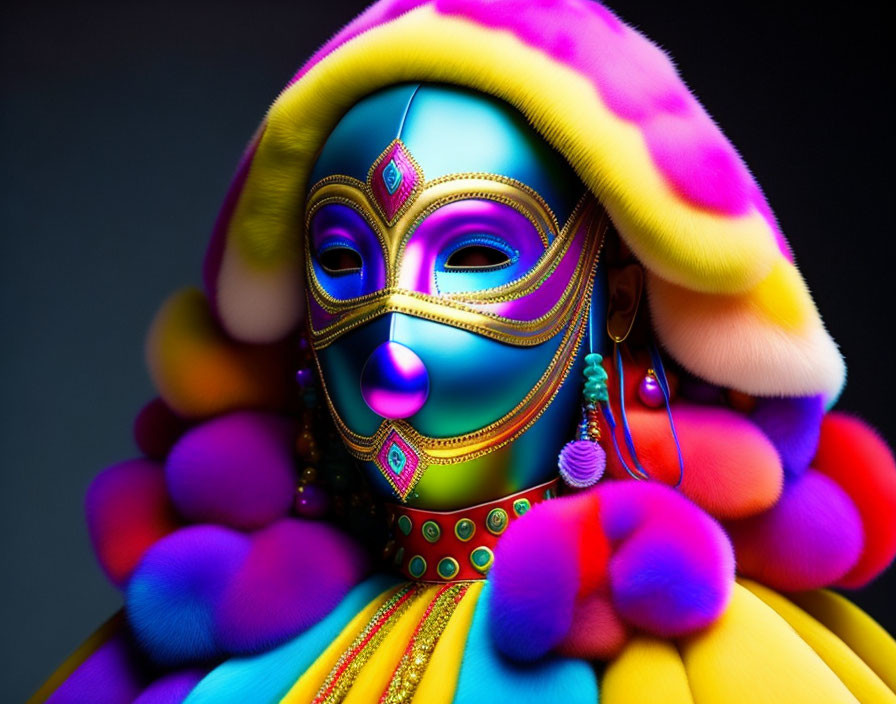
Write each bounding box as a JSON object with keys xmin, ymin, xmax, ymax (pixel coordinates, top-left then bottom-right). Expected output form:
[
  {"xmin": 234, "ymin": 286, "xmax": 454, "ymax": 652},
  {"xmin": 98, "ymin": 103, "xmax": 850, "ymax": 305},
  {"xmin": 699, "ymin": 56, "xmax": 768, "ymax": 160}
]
[
  {"xmin": 488, "ymin": 480, "xmax": 733, "ymax": 661},
  {"xmin": 488, "ymin": 493, "xmax": 603, "ymax": 661},
  {"xmin": 165, "ymin": 411, "xmax": 296, "ymax": 530},
  {"xmin": 558, "ymin": 440, "xmax": 606, "ymax": 488},
  {"xmin": 598, "ymin": 481, "xmax": 735, "ymax": 637},
  {"xmin": 726, "ymin": 469, "xmax": 863, "ymax": 591},
  {"xmin": 126, "ymin": 518, "xmax": 367, "ymax": 664},
  {"xmin": 215, "ymin": 519, "xmax": 369, "ymax": 651},
  {"xmin": 86, "ymin": 459, "xmax": 180, "ymax": 587}
]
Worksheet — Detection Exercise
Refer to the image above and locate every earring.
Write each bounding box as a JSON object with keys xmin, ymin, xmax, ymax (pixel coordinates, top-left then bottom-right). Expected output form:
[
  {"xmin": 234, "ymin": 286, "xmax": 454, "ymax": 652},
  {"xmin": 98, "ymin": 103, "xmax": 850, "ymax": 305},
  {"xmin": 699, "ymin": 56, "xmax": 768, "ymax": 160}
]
[
  {"xmin": 559, "ymin": 262, "xmax": 685, "ymax": 488},
  {"xmin": 558, "ymin": 352, "xmax": 608, "ymax": 488},
  {"xmin": 607, "ymin": 342, "xmax": 683, "ymax": 486}
]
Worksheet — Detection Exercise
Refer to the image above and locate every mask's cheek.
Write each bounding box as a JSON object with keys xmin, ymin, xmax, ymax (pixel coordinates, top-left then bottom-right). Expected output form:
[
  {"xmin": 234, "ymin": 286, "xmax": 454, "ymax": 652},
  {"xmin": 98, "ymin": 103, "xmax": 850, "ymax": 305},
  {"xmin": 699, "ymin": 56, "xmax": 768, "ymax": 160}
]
[
  {"xmin": 315, "ymin": 316, "xmax": 391, "ymax": 437},
  {"xmin": 315, "ymin": 313, "xmax": 565, "ymax": 439}
]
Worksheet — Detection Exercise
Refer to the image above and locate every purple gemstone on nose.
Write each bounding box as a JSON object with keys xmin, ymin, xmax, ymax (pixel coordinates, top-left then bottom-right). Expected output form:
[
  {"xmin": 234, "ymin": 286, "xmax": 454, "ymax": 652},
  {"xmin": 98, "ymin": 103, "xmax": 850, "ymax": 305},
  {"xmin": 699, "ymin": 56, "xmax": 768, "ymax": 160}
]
[{"xmin": 360, "ymin": 341, "xmax": 429, "ymax": 419}]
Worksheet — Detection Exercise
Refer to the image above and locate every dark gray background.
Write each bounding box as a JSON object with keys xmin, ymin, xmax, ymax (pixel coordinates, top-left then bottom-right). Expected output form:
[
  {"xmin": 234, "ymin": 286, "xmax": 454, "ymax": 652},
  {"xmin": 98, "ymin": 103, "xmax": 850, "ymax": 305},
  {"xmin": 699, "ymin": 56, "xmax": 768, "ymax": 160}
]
[{"xmin": 2, "ymin": 1, "xmax": 893, "ymax": 700}]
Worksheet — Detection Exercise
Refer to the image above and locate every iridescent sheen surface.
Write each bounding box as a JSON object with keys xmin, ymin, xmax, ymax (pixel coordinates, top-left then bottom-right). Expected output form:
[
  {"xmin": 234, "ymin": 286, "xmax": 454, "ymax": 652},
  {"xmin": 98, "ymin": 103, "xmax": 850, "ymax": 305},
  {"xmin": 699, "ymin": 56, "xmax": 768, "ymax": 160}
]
[
  {"xmin": 306, "ymin": 83, "xmax": 606, "ymax": 508},
  {"xmin": 309, "ymin": 84, "xmax": 583, "ymax": 221},
  {"xmin": 638, "ymin": 372, "xmax": 665, "ymax": 408},
  {"xmin": 308, "ymin": 198, "xmax": 546, "ymax": 300},
  {"xmin": 308, "ymin": 203, "xmax": 387, "ymax": 299},
  {"xmin": 360, "ymin": 341, "xmax": 430, "ymax": 420},
  {"xmin": 318, "ymin": 313, "xmax": 561, "ymax": 438}
]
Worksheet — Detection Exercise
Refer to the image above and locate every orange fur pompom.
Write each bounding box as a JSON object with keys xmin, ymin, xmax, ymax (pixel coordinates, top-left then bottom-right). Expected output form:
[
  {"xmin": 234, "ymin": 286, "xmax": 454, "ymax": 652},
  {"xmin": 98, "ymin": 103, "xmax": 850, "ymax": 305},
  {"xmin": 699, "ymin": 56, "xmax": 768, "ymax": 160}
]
[{"xmin": 146, "ymin": 288, "xmax": 293, "ymax": 419}]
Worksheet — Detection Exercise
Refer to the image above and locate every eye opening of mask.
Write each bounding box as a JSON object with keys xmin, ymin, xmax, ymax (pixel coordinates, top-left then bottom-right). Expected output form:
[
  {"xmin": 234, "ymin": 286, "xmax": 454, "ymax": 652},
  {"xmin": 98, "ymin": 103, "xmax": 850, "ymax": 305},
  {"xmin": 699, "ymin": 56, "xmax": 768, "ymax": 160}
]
[
  {"xmin": 443, "ymin": 236, "xmax": 519, "ymax": 272},
  {"xmin": 318, "ymin": 244, "xmax": 363, "ymax": 274}
]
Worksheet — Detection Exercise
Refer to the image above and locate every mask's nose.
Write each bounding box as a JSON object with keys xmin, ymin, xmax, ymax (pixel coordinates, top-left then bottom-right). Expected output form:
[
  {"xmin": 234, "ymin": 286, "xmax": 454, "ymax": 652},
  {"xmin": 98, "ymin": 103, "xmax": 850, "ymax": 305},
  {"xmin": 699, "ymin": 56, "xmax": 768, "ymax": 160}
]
[{"xmin": 360, "ymin": 341, "xmax": 429, "ymax": 419}]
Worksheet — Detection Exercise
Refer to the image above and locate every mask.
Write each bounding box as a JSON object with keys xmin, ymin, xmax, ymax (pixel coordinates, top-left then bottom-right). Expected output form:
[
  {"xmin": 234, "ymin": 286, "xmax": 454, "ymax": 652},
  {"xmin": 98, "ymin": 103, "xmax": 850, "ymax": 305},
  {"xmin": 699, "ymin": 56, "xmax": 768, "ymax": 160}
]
[{"xmin": 305, "ymin": 83, "xmax": 608, "ymax": 509}]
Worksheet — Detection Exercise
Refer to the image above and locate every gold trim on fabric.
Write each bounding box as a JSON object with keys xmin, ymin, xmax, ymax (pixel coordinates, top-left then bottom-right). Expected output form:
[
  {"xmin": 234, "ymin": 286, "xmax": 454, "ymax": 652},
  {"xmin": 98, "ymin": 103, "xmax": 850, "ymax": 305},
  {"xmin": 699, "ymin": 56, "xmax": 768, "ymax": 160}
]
[
  {"xmin": 311, "ymin": 583, "xmax": 426, "ymax": 704},
  {"xmin": 379, "ymin": 583, "xmax": 470, "ymax": 703}
]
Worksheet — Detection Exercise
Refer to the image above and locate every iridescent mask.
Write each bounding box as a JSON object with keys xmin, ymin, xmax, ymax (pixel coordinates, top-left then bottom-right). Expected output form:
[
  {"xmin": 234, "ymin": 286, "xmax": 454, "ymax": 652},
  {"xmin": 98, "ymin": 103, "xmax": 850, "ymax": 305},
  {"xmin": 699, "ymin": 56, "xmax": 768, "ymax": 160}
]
[{"xmin": 305, "ymin": 84, "xmax": 607, "ymax": 508}]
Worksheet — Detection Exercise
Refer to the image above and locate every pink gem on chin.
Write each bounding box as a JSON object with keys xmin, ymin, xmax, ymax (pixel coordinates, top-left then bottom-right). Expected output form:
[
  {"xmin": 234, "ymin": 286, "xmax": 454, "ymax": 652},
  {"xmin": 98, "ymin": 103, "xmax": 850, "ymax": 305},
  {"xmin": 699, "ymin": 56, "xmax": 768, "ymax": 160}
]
[{"xmin": 375, "ymin": 429, "xmax": 422, "ymax": 500}]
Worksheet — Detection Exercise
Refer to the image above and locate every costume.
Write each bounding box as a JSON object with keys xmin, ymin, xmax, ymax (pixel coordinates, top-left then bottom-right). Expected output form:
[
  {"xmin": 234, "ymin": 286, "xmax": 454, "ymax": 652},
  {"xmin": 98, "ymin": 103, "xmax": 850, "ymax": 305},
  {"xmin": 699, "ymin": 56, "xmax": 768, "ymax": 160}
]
[{"xmin": 32, "ymin": 1, "xmax": 896, "ymax": 703}]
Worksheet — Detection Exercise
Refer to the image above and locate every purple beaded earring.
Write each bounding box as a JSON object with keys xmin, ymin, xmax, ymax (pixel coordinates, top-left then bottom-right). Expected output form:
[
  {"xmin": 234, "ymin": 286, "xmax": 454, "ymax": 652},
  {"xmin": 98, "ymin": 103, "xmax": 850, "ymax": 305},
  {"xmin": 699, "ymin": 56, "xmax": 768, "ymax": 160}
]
[
  {"xmin": 558, "ymin": 262, "xmax": 685, "ymax": 489},
  {"xmin": 558, "ymin": 352, "xmax": 609, "ymax": 488}
]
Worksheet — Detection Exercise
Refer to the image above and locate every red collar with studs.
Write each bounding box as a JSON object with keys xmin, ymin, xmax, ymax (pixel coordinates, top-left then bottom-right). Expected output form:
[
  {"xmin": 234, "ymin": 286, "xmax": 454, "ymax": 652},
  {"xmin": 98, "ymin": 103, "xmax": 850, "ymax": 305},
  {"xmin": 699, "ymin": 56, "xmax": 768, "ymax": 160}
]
[{"xmin": 384, "ymin": 478, "xmax": 560, "ymax": 582}]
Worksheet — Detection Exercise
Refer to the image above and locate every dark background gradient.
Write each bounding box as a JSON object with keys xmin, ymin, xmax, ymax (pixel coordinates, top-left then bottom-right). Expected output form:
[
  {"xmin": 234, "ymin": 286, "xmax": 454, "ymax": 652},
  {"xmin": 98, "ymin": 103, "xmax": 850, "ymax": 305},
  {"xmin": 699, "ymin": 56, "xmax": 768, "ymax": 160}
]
[{"xmin": 2, "ymin": 1, "xmax": 893, "ymax": 700}]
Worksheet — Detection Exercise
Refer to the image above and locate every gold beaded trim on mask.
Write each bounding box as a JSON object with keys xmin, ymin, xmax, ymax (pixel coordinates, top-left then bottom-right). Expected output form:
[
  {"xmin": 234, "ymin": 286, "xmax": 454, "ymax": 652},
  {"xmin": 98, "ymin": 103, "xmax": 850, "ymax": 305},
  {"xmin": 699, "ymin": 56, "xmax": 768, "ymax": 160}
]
[
  {"xmin": 306, "ymin": 172, "xmax": 557, "ymax": 261},
  {"xmin": 306, "ymin": 195, "xmax": 601, "ymax": 349},
  {"xmin": 304, "ymin": 159, "xmax": 590, "ymax": 350},
  {"xmin": 311, "ymin": 204, "xmax": 606, "ymax": 468}
]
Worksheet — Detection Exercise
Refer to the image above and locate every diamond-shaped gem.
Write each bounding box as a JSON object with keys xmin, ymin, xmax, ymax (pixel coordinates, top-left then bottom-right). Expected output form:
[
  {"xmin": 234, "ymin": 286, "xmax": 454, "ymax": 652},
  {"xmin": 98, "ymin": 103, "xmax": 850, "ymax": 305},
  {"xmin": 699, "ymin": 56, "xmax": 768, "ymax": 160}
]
[
  {"xmin": 368, "ymin": 140, "xmax": 421, "ymax": 224},
  {"xmin": 382, "ymin": 159, "xmax": 402, "ymax": 195},
  {"xmin": 387, "ymin": 442, "xmax": 406, "ymax": 475},
  {"xmin": 375, "ymin": 428, "xmax": 422, "ymax": 500}
]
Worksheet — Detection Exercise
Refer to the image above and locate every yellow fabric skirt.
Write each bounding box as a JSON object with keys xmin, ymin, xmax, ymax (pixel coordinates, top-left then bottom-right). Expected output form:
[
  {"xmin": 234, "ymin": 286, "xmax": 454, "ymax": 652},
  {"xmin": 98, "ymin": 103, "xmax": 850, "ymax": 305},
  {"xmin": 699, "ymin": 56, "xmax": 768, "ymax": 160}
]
[
  {"xmin": 33, "ymin": 577, "xmax": 896, "ymax": 704},
  {"xmin": 281, "ymin": 581, "xmax": 484, "ymax": 704},
  {"xmin": 280, "ymin": 578, "xmax": 896, "ymax": 704},
  {"xmin": 602, "ymin": 579, "xmax": 896, "ymax": 704}
]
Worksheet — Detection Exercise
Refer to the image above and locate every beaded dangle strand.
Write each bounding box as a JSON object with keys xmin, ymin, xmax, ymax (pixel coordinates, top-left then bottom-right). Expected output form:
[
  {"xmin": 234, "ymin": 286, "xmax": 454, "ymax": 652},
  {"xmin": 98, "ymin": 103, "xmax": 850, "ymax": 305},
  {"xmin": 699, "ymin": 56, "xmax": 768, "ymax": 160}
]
[
  {"xmin": 559, "ymin": 342, "xmax": 685, "ymax": 488},
  {"xmin": 561, "ymin": 261, "xmax": 685, "ymax": 489},
  {"xmin": 558, "ymin": 352, "xmax": 610, "ymax": 488}
]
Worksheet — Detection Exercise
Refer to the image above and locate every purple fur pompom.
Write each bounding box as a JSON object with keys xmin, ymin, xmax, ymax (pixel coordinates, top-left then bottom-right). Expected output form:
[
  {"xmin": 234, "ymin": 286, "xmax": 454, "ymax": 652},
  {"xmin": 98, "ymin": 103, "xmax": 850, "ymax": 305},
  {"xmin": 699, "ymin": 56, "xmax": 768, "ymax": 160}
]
[
  {"xmin": 165, "ymin": 411, "xmax": 296, "ymax": 530},
  {"xmin": 488, "ymin": 493, "xmax": 603, "ymax": 661},
  {"xmin": 727, "ymin": 469, "xmax": 863, "ymax": 591},
  {"xmin": 750, "ymin": 395, "xmax": 824, "ymax": 477},
  {"xmin": 126, "ymin": 519, "xmax": 367, "ymax": 665},
  {"xmin": 598, "ymin": 481, "xmax": 734, "ymax": 637},
  {"xmin": 126, "ymin": 525, "xmax": 250, "ymax": 664},
  {"xmin": 215, "ymin": 518, "xmax": 368, "ymax": 651}
]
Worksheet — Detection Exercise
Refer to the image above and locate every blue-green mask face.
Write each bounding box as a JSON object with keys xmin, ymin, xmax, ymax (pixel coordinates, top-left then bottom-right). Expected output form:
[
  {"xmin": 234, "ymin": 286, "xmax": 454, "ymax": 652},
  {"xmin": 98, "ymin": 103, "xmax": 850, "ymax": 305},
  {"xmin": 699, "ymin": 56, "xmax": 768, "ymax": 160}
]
[{"xmin": 305, "ymin": 83, "xmax": 607, "ymax": 509}]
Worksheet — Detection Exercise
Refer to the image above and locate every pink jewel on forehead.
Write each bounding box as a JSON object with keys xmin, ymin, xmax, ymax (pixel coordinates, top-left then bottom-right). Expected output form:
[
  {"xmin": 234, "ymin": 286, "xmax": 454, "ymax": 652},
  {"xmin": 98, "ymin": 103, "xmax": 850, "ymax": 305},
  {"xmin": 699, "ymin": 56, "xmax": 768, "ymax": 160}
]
[
  {"xmin": 369, "ymin": 140, "xmax": 421, "ymax": 224},
  {"xmin": 375, "ymin": 428, "xmax": 422, "ymax": 500}
]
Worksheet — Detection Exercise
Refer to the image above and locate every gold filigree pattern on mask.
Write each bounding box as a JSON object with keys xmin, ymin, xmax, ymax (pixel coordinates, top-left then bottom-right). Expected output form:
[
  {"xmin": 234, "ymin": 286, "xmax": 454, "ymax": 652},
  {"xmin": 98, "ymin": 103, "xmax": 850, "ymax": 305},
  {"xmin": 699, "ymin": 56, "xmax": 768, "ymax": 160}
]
[
  {"xmin": 309, "ymin": 203, "xmax": 606, "ymax": 476},
  {"xmin": 305, "ymin": 140, "xmax": 608, "ymax": 491},
  {"xmin": 306, "ymin": 192, "xmax": 601, "ymax": 349}
]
